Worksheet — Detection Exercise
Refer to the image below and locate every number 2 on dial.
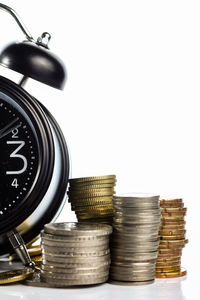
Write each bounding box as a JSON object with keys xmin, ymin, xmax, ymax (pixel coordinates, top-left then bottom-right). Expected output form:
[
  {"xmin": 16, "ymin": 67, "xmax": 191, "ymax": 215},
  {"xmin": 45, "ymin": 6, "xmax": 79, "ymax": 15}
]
[{"xmin": 6, "ymin": 141, "xmax": 28, "ymax": 175}]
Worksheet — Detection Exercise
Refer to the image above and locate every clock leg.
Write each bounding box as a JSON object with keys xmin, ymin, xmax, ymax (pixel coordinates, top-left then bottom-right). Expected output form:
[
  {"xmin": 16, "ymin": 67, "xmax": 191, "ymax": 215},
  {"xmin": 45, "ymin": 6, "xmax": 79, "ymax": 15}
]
[{"xmin": 7, "ymin": 229, "xmax": 35, "ymax": 269}]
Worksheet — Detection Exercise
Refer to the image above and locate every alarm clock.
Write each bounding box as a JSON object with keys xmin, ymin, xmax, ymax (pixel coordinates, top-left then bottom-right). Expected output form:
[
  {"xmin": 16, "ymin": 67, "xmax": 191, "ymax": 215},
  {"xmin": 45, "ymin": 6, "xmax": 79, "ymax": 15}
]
[{"xmin": 0, "ymin": 4, "xmax": 70, "ymax": 259}]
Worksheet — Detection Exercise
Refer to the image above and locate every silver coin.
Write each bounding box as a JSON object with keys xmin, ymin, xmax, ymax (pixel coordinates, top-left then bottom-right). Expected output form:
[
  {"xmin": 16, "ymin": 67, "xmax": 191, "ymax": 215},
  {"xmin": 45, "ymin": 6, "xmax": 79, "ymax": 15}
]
[
  {"xmin": 113, "ymin": 224, "xmax": 160, "ymax": 232},
  {"xmin": 43, "ymin": 275, "xmax": 109, "ymax": 286},
  {"xmin": 41, "ymin": 230, "xmax": 109, "ymax": 242},
  {"xmin": 42, "ymin": 247, "xmax": 110, "ymax": 257},
  {"xmin": 42, "ymin": 253, "xmax": 110, "ymax": 264},
  {"xmin": 44, "ymin": 222, "xmax": 112, "ymax": 236},
  {"xmin": 112, "ymin": 233, "xmax": 159, "ymax": 241},
  {"xmin": 111, "ymin": 246, "xmax": 159, "ymax": 254},
  {"xmin": 110, "ymin": 265, "xmax": 155, "ymax": 275},
  {"xmin": 42, "ymin": 259, "xmax": 111, "ymax": 269},
  {"xmin": 114, "ymin": 208, "xmax": 161, "ymax": 214},
  {"xmin": 41, "ymin": 238, "xmax": 109, "ymax": 249},
  {"xmin": 111, "ymin": 252, "xmax": 158, "ymax": 261},
  {"xmin": 41, "ymin": 263, "xmax": 110, "ymax": 274},
  {"xmin": 113, "ymin": 218, "xmax": 160, "ymax": 225},
  {"xmin": 111, "ymin": 239, "xmax": 160, "ymax": 247},
  {"xmin": 41, "ymin": 269, "xmax": 109, "ymax": 280},
  {"xmin": 109, "ymin": 279, "xmax": 155, "ymax": 286},
  {"xmin": 41, "ymin": 241, "xmax": 109, "ymax": 251},
  {"xmin": 110, "ymin": 273, "xmax": 155, "ymax": 281},
  {"xmin": 111, "ymin": 261, "xmax": 156, "ymax": 268},
  {"xmin": 114, "ymin": 203, "xmax": 159, "ymax": 209}
]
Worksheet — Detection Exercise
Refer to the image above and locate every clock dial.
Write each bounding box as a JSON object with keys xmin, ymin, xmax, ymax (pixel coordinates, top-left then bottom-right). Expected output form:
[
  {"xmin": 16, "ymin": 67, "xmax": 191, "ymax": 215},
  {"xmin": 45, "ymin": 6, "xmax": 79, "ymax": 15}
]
[{"xmin": 0, "ymin": 93, "xmax": 39, "ymax": 217}]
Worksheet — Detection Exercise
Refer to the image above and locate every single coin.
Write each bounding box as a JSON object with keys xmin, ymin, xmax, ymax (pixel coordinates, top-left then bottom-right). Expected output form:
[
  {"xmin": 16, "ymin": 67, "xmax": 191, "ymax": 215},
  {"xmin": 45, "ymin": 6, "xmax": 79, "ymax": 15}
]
[
  {"xmin": 156, "ymin": 266, "xmax": 181, "ymax": 272},
  {"xmin": 156, "ymin": 261, "xmax": 181, "ymax": 267},
  {"xmin": 111, "ymin": 252, "xmax": 158, "ymax": 261},
  {"xmin": 110, "ymin": 274, "xmax": 155, "ymax": 282},
  {"xmin": 42, "ymin": 259, "xmax": 111, "ymax": 269},
  {"xmin": 41, "ymin": 269, "xmax": 109, "ymax": 280},
  {"xmin": 69, "ymin": 183, "xmax": 116, "ymax": 190},
  {"xmin": 42, "ymin": 253, "xmax": 110, "ymax": 264},
  {"xmin": 44, "ymin": 222, "xmax": 112, "ymax": 236},
  {"xmin": 111, "ymin": 261, "xmax": 156, "ymax": 268},
  {"xmin": 42, "ymin": 247, "xmax": 110, "ymax": 257},
  {"xmin": 41, "ymin": 231, "xmax": 109, "ymax": 242},
  {"xmin": 161, "ymin": 208, "xmax": 187, "ymax": 213},
  {"xmin": 160, "ymin": 198, "xmax": 183, "ymax": 203},
  {"xmin": 156, "ymin": 256, "xmax": 181, "ymax": 262},
  {"xmin": 68, "ymin": 188, "xmax": 115, "ymax": 196},
  {"xmin": 155, "ymin": 268, "xmax": 187, "ymax": 278},
  {"xmin": 41, "ymin": 238, "xmax": 109, "ymax": 248},
  {"xmin": 43, "ymin": 275, "xmax": 109, "ymax": 286},
  {"xmin": 70, "ymin": 180, "xmax": 116, "ymax": 187},
  {"xmin": 160, "ymin": 235, "xmax": 186, "ymax": 241},
  {"xmin": 72, "ymin": 205, "xmax": 113, "ymax": 212},
  {"xmin": 69, "ymin": 175, "xmax": 116, "ymax": 183},
  {"xmin": 159, "ymin": 229, "xmax": 186, "ymax": 235},
  {"xmin": 41, "ymin": 263, "xmax": 109, "ymax": 274},
  {"xmin": 0, "ymin": 268, "xmax": 34, "ymax": 285},
  {"xmin": 108, "ymin": 279, "xmax": 154, "ymax": 286}
]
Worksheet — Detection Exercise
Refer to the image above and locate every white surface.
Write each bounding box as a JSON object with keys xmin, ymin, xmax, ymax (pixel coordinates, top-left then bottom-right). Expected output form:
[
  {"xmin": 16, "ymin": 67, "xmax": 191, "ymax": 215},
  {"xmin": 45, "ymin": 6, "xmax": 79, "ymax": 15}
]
[
  {"xmin": 0, "ymin": 275, "xmax": 197, "ymax": 300},
  {"xmin": 0, "ymin": 0, "xmax": 199, "ymax": 297}
]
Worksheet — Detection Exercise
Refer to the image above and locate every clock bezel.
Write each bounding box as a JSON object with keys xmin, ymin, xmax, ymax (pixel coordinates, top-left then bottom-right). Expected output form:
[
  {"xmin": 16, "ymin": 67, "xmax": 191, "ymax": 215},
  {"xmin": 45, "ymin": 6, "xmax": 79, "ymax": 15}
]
[{"xmin": 0, "ymin": 76, "xmax": 55, "ymax": 234}]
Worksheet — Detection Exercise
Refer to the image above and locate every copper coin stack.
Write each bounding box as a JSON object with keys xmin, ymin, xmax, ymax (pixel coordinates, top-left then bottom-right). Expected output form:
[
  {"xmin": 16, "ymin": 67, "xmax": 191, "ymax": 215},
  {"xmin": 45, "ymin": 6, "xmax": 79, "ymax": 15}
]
[
  {"xmin": 156, "ymin": 198, "xmax": 188, "ymax": 278},
  {"xmin": 67, "ymin": 175, "xmax": 116, "ymax": 225}
]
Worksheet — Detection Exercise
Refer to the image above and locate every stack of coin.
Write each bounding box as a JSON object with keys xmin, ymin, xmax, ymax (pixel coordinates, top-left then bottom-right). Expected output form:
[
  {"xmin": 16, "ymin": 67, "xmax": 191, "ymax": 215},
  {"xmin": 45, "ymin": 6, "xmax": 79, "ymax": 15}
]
[
  {"xmin": 68, "ymin": 175, "xmax": 116, "ymax": 225},
  {"xmin": 156, "ymin": 198, "xmax": 188, "ymax": 278},
  {"xmin": 110, "ymin": 194, "xmax": 161, "ymax": 285},
  {"xmin": 40, "ymin": 222, "xmax": 112, "ymax": 287}
]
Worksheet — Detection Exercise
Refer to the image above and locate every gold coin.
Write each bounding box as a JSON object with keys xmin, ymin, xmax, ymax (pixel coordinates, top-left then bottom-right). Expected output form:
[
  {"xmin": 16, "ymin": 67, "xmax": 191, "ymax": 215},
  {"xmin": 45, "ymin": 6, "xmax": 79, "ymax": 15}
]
[
  {"xmin": 0, "ymin": 269, "xmax": 34, "ymax": 285},
  {"xmin": 69, "ymin": 175, "xmax": 116, "ymax": 183},
  {"xmin": 69, "ymin": 183, "xmax": 116, "ymax": 190},
  {"xmin": 160, "ymin": 198, "xmax": 183, "ymax": 203},
  {"xmin": 159, "ymin": 229, "xmax": 186, "ymax": 236},
  {"xmin": 162, "ymin": 212, "xmax": 186, "ymax": 217},
  {"xmin": 157, "ymin": 256, "xmax": 181, "ymax": 262},
  {"xmin": 161, "ymin": 220, "xmax": 186, "ymax": 225},
  {"xmin": 158, "ymin": 249, "xmax": 182, "ymax": 256},
  {"xmin": 160, "ymin": 224, "xmax": 185, "ymax": 231},
  {"xmin": 160, "ymin": 235, "xmax": 186, "ymax": 241},
  {"xmin": 161, "ymin": 208, "xmax": 186, "ymax": 213},
  {"xmin": 156, "ymin": 267, "xmax": 181, "ymax": 273},
  {"xmin": 69, "ymin": 192, "xmax": 115, "ymax": 200},
  {"xmin": 156, "ymin": 260, "xmax": 181, "ymax": 267},
  {"xmin": 74, "ymin": 207, "xmax": 113, "ymax": 213},
  {"xmin": 156, "ymin": 262, "xmax": 181, "ymax": 268},
  {"xmin": 155, "ymin": 268, "xmax": 187, "ymax": 278},
  {"xmin": 70, "ymin": 196, "xmax": 113, "ymax": 204}
]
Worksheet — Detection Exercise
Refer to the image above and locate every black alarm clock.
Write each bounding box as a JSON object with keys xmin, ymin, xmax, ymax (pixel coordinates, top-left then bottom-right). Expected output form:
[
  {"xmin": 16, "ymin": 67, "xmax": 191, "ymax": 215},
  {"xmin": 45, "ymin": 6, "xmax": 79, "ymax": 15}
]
[{"xmin": 0, "ymin": 4, "xmax": 70, "ymax": 263}]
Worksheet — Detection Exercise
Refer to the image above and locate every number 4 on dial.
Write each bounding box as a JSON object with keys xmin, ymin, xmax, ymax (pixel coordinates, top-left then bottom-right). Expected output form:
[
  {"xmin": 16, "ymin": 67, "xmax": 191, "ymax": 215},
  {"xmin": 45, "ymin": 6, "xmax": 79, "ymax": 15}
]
[{"xmin": 11, "ymin": 178, "xmax": 19, "ymax": 188}]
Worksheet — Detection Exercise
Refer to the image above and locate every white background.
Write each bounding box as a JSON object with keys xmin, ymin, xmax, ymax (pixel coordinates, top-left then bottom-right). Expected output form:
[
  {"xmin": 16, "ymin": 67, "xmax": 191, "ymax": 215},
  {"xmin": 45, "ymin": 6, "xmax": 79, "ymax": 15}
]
[{"xmin": 0, "ymin": 0, "xmax": 199, "ymax": 298}]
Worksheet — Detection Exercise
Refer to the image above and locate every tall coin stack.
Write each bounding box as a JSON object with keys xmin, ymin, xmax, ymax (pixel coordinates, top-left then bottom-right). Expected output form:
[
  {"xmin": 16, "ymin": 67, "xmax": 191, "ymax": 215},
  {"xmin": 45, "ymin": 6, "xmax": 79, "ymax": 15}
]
[
  {"xmin": 156, "ymin": 198, "xmax": 188, "ymax": 278},
  {"xmin": 68, "ymin": 175, "xmax": 116, "ymax": 225},
  {"xmin": 40, "ymin": 222, "xmax": 112, "ymax": 287},
  {"xmin": 110, "ymin": 194, "xmax": 161, "ymax": 285}
]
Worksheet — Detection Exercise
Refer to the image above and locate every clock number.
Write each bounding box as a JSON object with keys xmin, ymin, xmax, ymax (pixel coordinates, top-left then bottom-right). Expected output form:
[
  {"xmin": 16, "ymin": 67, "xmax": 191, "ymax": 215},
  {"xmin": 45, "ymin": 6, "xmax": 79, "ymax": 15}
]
[
  {"xmin": 6, "ymin": 141, "xmax": 28, "ymax": 175},
  {"xmin": 12, "ymin": 128, "xmax": 19, "ymax": 138},
  {"xmin": 11, "ymin": 178, "xmax": 19, "ymax": 188}
]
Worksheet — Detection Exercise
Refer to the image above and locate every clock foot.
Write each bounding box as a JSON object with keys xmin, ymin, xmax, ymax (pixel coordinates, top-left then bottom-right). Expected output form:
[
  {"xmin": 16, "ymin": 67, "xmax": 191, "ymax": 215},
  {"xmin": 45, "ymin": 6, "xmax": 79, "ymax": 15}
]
[{"xmin": 7, "ymin": 229, "xmax": 35, "ymax": 269}]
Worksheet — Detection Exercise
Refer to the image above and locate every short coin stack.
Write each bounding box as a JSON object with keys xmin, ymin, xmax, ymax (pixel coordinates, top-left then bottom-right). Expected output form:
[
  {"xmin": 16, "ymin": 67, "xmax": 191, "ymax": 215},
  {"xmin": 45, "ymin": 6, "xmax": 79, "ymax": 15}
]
[
  {"xmin": 40, "ymin": 222, "xmax": 112, "ymax": 287},
  {"xmin": 156, "ymin": 198, "xmax": 188, "ymax": 278},
  {"xmin": 68, "ymin": 175, "xmax": 116, "ymax": 225},
  {"xmin": 110, "ymin": 194, "xmax": 161, "ymax": 285}
]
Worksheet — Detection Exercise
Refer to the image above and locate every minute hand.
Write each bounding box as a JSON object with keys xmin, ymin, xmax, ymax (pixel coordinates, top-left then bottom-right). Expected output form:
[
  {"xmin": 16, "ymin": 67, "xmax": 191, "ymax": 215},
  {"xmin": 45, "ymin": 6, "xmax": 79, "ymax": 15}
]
[{"xmin": 0, "ymin": 118, "xmax": 21, "ymax": 139}]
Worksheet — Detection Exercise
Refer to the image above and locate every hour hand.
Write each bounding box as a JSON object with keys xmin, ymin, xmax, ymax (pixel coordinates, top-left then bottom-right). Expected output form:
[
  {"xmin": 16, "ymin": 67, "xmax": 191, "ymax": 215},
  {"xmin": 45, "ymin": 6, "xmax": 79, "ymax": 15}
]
[{"xmin": 0, "ymin": 118, "xmax": 21, "ymax": 139}]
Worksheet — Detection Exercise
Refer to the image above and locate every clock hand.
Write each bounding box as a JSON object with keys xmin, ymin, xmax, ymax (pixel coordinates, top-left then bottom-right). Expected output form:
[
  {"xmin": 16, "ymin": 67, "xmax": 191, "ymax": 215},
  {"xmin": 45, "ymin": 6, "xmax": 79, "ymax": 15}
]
[{"xmin": 0, "ymin": 118, "xmax": 21, "ymax": 139}]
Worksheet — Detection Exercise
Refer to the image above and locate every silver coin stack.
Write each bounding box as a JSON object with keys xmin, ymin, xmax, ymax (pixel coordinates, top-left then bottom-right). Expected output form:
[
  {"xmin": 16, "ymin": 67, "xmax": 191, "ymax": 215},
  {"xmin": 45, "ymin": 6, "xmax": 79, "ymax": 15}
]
[
  {"xmin": 40, "ymin": 222, "xmax": 112, "ymax": 287},
  {"xmin": 110, "ymin": 194, "xmax": 161, "ymax": 285}
]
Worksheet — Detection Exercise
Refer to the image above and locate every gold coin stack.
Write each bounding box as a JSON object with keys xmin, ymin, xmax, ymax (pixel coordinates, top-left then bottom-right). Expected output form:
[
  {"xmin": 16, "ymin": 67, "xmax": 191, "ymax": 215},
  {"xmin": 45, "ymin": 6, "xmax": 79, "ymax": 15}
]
[
  {"xmin": 67, "ymin": 175, "xmax": 116, "ymax": 225},
  {"xmin": 156, "ymin": 198, "xmax": 188, "ymax": 278}
]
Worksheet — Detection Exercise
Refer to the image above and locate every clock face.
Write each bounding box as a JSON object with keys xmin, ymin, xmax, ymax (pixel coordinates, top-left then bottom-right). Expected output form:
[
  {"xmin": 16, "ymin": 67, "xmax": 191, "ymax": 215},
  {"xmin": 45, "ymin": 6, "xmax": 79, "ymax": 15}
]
[{"xmin": 0, "ymin": 92, "xmax": 39, "ymax": 218}]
